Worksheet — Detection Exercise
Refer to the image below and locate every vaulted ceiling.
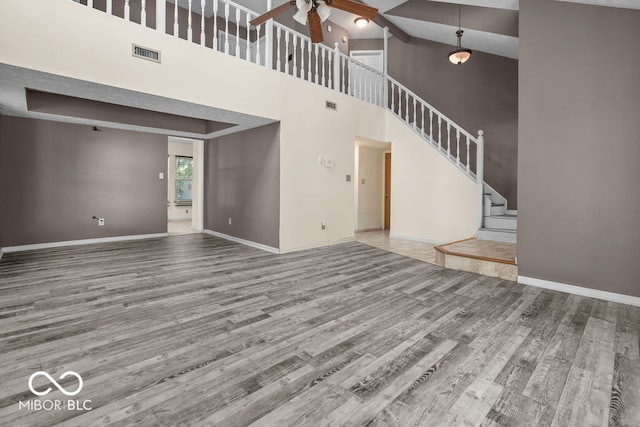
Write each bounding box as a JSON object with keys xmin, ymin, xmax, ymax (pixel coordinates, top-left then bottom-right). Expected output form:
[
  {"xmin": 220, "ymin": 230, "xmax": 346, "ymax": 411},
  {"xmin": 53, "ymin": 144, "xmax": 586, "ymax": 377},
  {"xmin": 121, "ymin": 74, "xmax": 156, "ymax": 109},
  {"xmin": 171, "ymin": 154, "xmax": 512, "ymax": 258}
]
[{"xmin": 230, "ymin": 0, "xmax": 640, "ymax": 60}]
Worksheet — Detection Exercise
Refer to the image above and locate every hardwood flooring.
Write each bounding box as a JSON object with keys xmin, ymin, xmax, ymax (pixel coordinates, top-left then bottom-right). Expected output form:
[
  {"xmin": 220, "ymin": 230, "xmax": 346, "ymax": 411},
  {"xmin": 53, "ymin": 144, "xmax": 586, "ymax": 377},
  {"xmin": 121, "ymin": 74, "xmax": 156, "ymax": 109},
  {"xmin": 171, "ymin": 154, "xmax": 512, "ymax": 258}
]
[{"xmin": 0, "ymin": 234, "xmax": 638, "ymax": 426}]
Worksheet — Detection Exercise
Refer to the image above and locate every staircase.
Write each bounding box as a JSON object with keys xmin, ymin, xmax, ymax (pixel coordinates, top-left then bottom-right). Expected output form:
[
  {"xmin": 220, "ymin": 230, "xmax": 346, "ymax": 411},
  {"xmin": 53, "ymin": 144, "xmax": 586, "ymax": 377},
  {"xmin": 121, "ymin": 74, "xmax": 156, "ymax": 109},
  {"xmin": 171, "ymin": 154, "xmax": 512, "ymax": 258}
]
[
  {"xmin": 71, "ymin": 0, "xmax": 511, "ymax": 246},
  {"xmin": 478, "ymin": 184, "xmax": 517, "ymax": 243}
]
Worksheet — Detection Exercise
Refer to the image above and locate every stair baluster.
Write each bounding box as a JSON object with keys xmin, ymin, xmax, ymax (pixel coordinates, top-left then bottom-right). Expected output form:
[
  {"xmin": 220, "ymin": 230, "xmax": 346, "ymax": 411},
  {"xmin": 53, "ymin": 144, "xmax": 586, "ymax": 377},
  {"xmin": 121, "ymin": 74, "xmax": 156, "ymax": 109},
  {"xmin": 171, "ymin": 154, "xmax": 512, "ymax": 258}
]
[
  {"xmin": 245, "ymin": 13, "xmax": 251, "ymax": 61},
  {"xmin": 284, "ymin": 31, "xmax": 290, "ymax": 75},
  {"xmin": 212, "ymin": 0, "xmax": 217, "ymax": 47},
  {"xmin": 187, "ymin": 0, "xmax": 192, "ymax": 41},
  {"xmin": 235, "ymin": 9, "xmax": 240, "ymax": 57},
  {"xmin": 276, "ymin": 27, "xmax": 281, "ymax": 71},
  {"xmin": 293, "ymin": 37, "xmax": 298, "ymax": 78},
  {"xmin": 456, "ymin": 129, "xmax": 460, "ymax": 166},
  {"xmin": 224, "ymin": 3, "xmax": 229, "ymax": 54},
  {"xmin": 307, "ymin": 40, "xmax": 312, "ymax": 82},
  {"xmin": 201, "ymin": 0, "xmax": 206, "ymax": 46}
]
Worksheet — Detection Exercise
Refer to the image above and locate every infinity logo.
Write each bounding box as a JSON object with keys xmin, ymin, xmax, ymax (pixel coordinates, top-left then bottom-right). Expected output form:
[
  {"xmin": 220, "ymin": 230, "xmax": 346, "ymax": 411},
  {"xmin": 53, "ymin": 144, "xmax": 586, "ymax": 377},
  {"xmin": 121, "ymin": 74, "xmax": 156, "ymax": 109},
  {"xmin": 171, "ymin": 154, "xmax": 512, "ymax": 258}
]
[{"xmin": 28, "ymin": 371, "xmax": 83, "ymax": 397}]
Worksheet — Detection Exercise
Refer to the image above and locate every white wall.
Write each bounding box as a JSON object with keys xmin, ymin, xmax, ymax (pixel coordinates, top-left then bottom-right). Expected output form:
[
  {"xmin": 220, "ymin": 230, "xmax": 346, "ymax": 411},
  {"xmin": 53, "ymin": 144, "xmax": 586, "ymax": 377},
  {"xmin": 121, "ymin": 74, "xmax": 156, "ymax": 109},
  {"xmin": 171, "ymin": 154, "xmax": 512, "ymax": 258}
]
[
  {"xmin": 1, "ymin": 0, "xmax": 478, "ymax": 251},
  {"xmin": 356, "ymin": 145, "xmax": 384, "ymax": 231},
  {"xmin": 386, "ymin": 111, "xmax": 478, "ymax": 244},
  {"xmin": 167, "ymin": 140, "xmax": 194, "ymax": 221}
]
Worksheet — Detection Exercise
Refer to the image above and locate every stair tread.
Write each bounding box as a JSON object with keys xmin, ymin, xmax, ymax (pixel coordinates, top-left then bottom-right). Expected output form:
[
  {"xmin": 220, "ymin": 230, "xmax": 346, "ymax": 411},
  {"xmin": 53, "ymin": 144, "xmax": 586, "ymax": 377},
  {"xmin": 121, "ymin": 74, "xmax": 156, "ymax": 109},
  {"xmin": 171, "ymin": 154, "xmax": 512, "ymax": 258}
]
[
  {"xmin": 480, "ymin": 227, "xmax": 517, "ymax": 233},
  {"xmin": 487, "ymin": 215, "xmax": 517, "ymax": 220},
  {"xmin": 491, "ymin": 203, "xmax": 506, "ymax": 207}
]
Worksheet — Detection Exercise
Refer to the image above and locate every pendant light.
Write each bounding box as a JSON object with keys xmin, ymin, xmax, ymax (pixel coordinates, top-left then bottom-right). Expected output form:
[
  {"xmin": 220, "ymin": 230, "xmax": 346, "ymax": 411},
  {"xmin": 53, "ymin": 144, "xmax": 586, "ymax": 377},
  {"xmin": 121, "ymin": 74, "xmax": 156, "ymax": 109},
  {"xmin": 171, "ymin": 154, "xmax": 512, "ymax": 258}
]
[{"xmin": 448, "ymin": 5, "xmax": 472, "ymax": 65}]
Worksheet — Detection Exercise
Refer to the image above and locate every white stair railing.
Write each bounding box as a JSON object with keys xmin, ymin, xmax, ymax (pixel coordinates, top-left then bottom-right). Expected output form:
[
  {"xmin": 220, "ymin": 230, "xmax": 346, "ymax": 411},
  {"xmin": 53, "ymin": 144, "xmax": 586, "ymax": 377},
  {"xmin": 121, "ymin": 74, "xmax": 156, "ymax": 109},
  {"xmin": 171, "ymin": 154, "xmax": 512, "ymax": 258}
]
[{"xmin": 74, "ymin": 0, "xmax": 485, "ymax": 228}]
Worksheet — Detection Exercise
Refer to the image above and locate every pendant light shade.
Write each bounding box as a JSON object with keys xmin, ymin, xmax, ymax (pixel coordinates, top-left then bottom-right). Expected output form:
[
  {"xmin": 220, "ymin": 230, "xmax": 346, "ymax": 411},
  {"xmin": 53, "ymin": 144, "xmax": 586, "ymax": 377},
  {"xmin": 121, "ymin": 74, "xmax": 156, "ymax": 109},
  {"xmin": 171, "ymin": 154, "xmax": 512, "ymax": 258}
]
[
  {"xmin": 448, "ymin": 6, "xmax": 472, "ymax": 65},
  {"xmin": 448, "ymin": 30, "xmax": 472, "ymax": 64}
]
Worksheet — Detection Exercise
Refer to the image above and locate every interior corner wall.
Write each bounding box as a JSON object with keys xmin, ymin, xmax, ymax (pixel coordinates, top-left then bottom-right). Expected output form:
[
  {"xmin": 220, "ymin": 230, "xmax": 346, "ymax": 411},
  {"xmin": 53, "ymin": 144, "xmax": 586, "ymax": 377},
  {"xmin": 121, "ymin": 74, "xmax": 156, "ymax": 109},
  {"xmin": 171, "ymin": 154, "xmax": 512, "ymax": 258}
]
[
  {"xmin": 351, "ymin": 37, "xmax": 519, "ymax": 209},
  {"xmin": 518, "ymin": 0, "xmax": 640, "ymax": 297},
  {"xmin": 204, "ymin": 122, "xmax": 280, "ymax": 249},
  {"xmin": 356, "ymin": 145, "xmax": 384, "ymax": 231},
  {"xmin": 0, "ymin": 116, "xmax": 168, "ymax": 248}
]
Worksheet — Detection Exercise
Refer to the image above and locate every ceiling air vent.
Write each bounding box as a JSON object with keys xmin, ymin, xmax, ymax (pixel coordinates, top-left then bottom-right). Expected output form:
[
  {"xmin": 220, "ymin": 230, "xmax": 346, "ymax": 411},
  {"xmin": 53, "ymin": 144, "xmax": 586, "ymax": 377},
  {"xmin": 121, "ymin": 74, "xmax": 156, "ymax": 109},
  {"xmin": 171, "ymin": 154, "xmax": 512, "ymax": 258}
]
[{"xmin": 132, "ymin": 44, "xmax": 161, "ymax": 64}]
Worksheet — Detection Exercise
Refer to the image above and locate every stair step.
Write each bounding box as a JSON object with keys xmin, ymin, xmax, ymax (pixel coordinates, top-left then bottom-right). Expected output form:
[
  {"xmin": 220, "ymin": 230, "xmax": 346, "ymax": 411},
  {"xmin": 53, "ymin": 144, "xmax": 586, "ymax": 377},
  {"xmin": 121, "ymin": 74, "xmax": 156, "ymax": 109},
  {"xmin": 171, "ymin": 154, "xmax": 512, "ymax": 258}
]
[
  {"xmin": 484, "ymin": 215, "xmax": 517, "ymax": 230},
  {"xmin": 490, "ymin": 203, "xmax": 506, "ymax": 216},
  {"xmin": 478, "ymin": 228, "xmax": 517, "ymax": 243}
]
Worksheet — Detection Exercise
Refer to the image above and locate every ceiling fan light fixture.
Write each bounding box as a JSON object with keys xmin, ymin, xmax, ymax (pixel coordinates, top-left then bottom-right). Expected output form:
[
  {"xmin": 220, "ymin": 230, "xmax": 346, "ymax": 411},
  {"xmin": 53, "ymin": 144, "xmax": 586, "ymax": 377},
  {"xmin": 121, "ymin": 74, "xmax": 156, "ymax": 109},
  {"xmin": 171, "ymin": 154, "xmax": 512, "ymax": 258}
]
[
  {"xmin": 293, "ymin": 7, "xmax": 309, "ymax": 25},
  {"xmin": 316, "ymin": 1, "xmax": 331, "ymax": 22},
  {"xmin": 354, "ymin": 17, "xmax": 369, "ymax": 28}
]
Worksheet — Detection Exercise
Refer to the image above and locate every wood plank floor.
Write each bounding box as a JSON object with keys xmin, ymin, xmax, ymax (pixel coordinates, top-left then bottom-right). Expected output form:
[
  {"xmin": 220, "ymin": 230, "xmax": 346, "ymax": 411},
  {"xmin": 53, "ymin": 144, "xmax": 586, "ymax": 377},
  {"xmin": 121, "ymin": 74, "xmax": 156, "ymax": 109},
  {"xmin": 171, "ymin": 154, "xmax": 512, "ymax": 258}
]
[{"xmin": 0, "ymin": 234, "xmax": 638, "ymax": 426}]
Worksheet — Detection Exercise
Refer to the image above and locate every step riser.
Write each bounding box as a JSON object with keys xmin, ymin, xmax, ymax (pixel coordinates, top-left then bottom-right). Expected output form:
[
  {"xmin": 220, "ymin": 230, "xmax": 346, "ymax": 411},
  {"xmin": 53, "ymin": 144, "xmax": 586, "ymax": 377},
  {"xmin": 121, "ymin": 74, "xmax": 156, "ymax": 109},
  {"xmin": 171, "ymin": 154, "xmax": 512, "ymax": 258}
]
[
  {"xmin": 490, "ymin": 205, "xmax": 506, "ymax": 216},
  {"xmin": 478, "ymin": 229, "xmax": 517, "ymax": 243},
  {"xmin": 484, "ymin": 217, "xmax": 517, "ymax": 230}
]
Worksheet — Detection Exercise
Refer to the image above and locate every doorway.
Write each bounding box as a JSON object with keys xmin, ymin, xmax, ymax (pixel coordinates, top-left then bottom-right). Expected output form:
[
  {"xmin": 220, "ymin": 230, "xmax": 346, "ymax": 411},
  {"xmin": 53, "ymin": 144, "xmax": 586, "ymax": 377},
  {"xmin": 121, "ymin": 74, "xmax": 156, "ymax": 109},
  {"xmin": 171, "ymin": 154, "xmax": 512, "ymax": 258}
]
[
  {"xmin": 354, "ymin": 138, "xmax": 390, "ymax": 233},
  {"xmin": 167, "ymin": 137, "xmax": 203, "ymax": 235},
  {"xmin": 384, "ymin": 152, "xmax": 391, "ymax": 230}
]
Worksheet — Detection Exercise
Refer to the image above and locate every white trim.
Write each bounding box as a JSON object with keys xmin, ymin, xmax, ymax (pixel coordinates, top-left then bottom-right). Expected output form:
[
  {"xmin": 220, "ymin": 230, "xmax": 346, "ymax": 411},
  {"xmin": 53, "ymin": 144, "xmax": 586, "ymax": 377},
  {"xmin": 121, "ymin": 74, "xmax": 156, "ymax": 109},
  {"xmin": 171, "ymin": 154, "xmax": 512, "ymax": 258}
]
[
  {"xmin": 506, "ymin": 209, "xmax": 518, "ymax": 215},
  {"xmin": 518, "ymin": 275, "xmax": 640, "ymax": 307},
  {"xmin": 389, "ymin": 233, "xmax": 445, "ymax": 246},
  {"xmin": 203, "ymin": 229, "xmax": 280, "ymax": 254},
  {"xmin": 1, "ymin": 233, "xmax": 168, "ymax": 253},
  {"xmin": 279, "ymin": 237, "xmax": 355, "ymax": 254}
]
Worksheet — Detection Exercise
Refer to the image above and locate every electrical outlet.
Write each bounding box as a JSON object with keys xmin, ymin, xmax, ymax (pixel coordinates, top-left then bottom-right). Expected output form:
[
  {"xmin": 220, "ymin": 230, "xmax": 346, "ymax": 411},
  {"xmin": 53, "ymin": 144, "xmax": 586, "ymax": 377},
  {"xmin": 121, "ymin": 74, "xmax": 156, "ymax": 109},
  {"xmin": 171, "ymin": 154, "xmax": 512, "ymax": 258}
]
[
  {"xmin": 98, "ymin": 218, "xmax": 105, "ymax": 226},
  {"xmin": 321, "ymin": 221, "xmax": 326, "ymax": 230},
  {"xmin": 228, "ymin": 217, "xmax": 232, "ymax": 225}
]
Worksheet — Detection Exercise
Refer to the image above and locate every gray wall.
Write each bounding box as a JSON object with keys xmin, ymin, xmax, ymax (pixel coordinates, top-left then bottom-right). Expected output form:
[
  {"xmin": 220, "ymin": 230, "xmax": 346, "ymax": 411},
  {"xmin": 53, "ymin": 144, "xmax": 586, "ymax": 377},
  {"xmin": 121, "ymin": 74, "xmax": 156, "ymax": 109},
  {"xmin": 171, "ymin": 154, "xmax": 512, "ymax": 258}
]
[
  {"xmin": 351, "ymin": 37, "xmax": 519, "ymax": 208},
  {"xmin": 518, "ymin": 0, "xmax": 640, "ymax": 297},
  {"xmin": 204, "ymin": 123, "xmax": 280, "ymax": 248},
  {"xmin": 0, "ymin": 116, "xmax": 167, "ymax": 247}
]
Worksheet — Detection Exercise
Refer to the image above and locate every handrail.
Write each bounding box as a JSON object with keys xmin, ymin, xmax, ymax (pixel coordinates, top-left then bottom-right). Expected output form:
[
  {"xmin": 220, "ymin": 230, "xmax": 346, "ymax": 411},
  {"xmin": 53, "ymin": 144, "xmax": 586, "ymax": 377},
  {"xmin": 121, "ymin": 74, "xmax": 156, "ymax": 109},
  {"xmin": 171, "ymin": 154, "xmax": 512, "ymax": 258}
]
[{"xmin": 385, "ymin": 75, "xmax": 477, "ymax": 144}]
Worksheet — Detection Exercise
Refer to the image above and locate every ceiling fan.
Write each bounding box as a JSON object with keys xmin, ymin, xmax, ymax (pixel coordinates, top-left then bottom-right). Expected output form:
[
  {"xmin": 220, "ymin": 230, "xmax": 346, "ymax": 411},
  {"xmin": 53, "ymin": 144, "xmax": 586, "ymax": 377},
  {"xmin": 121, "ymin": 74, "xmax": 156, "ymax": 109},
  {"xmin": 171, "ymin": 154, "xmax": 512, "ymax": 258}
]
[{"xmin": 249, "ymin": 0, "xmax": 378, "ymax": 44}]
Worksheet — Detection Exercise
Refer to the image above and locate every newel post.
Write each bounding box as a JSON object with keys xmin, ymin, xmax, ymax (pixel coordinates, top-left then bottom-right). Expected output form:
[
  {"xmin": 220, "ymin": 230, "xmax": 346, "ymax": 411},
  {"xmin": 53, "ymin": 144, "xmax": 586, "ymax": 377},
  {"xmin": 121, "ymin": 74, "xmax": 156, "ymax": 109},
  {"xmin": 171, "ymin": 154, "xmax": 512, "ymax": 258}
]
[
  {"xmin": 333, "ymin": 42, "xmax": 341, "ymax": 91},
  {"xmin": 156, "ymin": 0, "xmax": 166, "ymax": 33},
  {"xmin": 476, "ymin": 130, "xmax": 485, "ymax": 230},
  {"xmin": 265, "ymin": 0, "xmax": 274, "ymax": 69}
]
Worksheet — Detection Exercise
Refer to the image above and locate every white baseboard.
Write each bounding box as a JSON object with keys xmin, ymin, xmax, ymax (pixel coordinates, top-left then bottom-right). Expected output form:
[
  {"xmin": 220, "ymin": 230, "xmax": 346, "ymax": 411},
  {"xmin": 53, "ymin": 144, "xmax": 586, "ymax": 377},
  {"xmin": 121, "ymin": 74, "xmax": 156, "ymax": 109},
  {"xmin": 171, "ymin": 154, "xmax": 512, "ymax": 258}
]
[
  {"xmin": 506, "ymin": 209, "xmax": 518, "ymax": 215},
  {"xmin": 1, "ymin": 233, "xmax": 169, "ymax": 253},
  {"xmin": 389, "ymin": 233, "xmax": 445, "ymax": 246},
  {"xmin": 203, "ymin": 230, "xmax": 280, "ymax": 254},
  {"xmin": 518, "ymin": 275, "xmax": 640, "ymax": 307},
  {"xmin": 278, "ymin": 237, "xmax": 356, "ymax": 254}
]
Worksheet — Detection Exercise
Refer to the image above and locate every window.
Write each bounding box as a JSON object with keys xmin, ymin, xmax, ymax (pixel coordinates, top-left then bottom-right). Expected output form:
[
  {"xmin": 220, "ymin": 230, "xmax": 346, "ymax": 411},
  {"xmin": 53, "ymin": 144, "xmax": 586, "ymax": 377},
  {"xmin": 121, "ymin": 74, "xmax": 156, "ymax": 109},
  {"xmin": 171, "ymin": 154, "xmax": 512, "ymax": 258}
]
[{"xmin": 175, "ymin": 156, "xmax": 193, "ymax": 204}]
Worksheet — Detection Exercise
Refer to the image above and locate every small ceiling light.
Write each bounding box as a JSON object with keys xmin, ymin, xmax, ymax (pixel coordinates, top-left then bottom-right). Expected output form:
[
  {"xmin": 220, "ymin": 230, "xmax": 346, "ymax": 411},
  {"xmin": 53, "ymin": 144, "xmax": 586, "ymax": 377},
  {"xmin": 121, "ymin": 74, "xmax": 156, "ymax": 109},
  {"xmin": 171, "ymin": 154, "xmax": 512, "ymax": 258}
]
[
  {"xmin": 448, "ymin": 5, "xmax": 472, "ymax": 65},
  {"xmin": 354, "ymin": 17, "xmax": 369, "ymax": 28}
]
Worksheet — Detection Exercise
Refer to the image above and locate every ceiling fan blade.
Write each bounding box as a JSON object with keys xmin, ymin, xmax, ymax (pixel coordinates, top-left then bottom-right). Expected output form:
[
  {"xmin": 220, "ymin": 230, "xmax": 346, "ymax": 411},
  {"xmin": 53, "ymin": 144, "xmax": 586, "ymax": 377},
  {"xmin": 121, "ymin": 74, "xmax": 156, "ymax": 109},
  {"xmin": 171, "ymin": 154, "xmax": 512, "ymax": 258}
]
[
  {"xmin": 328, "ymin": 0, "xmax": 378, "ymax": 20},
  {"xmin": 308, "ymin": 10, "xmax": 324, "ymax": 43},
  {"xmin": 250, "ymin": 1, "xmax": 295, "ymax": 27}
]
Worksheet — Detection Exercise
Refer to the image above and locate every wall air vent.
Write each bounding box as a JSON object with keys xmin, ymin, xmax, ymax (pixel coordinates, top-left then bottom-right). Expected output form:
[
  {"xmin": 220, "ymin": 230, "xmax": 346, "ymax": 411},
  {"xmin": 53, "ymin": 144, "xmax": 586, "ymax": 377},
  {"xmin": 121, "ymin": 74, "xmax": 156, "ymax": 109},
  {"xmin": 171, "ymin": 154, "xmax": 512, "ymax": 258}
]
[
  {"xmin": 132, "ymin": 44, "xmax": 161, "ymax": 64},
  {"xmin": 326, "ymin": 101, "xmax": 337, "ymax": 111}
]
